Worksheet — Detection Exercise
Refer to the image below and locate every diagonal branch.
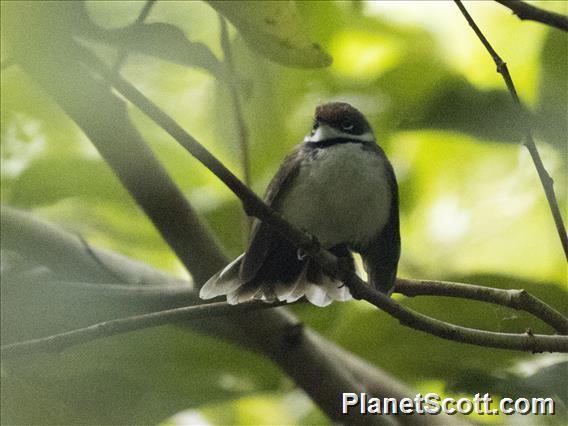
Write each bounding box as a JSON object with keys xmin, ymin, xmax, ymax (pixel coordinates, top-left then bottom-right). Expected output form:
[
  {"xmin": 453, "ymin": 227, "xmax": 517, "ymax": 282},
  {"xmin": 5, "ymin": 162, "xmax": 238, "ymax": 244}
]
[
  {"xmin": 495, "ymin": 0, "xmax": 568, "ymax": 32},
  {"xmin": 0, "ymin": 300, "xmax": 285, "ymax": 359},
  {"xmin": 74, "ymin": 46, "xmax": 568, "ymax": 353},
  {"xmin": 453, "ymin": 0, "xmax": 568, "ymax": 260}
]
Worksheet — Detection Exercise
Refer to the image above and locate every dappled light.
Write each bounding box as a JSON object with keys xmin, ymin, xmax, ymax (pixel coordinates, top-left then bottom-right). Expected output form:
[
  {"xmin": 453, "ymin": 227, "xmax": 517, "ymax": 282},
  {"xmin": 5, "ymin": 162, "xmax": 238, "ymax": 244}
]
[{"xmin": 1, "ymin": 1, "xmax": 567, "ymax": 425}]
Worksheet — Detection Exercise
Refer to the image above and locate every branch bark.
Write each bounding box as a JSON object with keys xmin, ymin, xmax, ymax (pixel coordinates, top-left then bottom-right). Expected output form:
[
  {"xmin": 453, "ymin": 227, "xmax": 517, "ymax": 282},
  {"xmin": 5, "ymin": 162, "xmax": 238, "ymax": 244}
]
[
  {"xmin": 395, "ymin": 279, "xmax": 568, "ymax": 335},
  {"xmin": 495, "ymin": 0, "xmax": 568, "ymax": 32},
  {"xmin": 347, "ymin": 276, "xmax": 567, "ymax": 353},
  {"xmin": 454, "ymin": 0, "xmax": 568, "ymax": 260},
  {"xmin": 1, "ymin": 206, "xmax": 185, "ymax": 287},
  {"xmin": 7, "ymin": 207, "xmax": 561, "ymax": 338},
  {"xmin": 0, "ymin": 300, "xmax": 284, "ymax": 359}
]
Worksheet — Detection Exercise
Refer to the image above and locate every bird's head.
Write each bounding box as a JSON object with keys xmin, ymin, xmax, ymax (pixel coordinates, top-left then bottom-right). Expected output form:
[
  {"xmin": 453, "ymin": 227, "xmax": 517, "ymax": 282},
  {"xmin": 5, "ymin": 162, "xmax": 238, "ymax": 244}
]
[{"xmin": 305, "ymin": 102, "xmax": 375, "ymax": 143}]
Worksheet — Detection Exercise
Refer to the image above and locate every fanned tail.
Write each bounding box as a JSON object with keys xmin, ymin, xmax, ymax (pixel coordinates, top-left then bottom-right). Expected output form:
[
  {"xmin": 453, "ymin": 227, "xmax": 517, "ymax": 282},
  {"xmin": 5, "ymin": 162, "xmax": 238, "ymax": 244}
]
[
  {"xmin": 199, "ymin": 255, "xmax": 352, "ymax": 307},
  {"xmin": 199, "ymin": 254, "xmax": 244, "ymax": 300}
]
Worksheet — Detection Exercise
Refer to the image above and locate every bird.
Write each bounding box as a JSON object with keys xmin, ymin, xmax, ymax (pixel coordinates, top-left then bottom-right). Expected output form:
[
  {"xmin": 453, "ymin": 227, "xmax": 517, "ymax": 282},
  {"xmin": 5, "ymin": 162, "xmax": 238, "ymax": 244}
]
[{"xmin": 200, "ymin": 102, "xmax": 400, "ymax": 307}]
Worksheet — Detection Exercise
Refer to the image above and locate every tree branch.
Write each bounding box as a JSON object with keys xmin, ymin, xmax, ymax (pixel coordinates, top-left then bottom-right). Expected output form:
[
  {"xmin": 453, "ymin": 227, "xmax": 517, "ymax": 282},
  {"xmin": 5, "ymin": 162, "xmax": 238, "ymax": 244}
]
[
  {"xmin": 495, "ymin": 0, "xmax": 568, "ymax": 32},
  {"xmin": 14, "ymin": 49, "xmax": 228, "ymax": 286},
  {"xmin": 395, "ymin": 279, "xmax": 568, "ymax": 335},
  {"xmin": 453, "ymin": 0, "xmax": 568, "ymax": 260},
  {"xmin": 0, "ymin": 300, "xmax": 285, "ymax": 359},
  {"xmin": 73, "ymin": 46, "xmax": 568, "ymax": 353},
  {"xmin": 0, "ymin": 206, "xmax": 187, "ymax": 287},
  {"xmin": 347, "ymin": 276, "xmax": 567, "ymax": 353},
  {"xmin": 3, "ymin": 277, "xmax": 566, "ymax": 358}
]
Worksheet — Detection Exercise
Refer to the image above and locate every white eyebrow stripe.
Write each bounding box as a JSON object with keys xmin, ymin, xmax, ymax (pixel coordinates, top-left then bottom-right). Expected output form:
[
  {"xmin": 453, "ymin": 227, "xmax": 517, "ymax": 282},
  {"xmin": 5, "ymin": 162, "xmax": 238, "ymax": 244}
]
[{"xmin": 304, "ymin": 124, "xmax": 374, "ymax": 143}]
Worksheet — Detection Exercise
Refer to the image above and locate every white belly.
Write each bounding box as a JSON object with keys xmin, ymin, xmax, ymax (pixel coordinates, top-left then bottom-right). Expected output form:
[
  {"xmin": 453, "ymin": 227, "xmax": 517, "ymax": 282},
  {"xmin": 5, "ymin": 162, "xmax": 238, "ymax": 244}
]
[{"xmin": 279, "ymin": 143, "xmax": 392, "ymax": 250}]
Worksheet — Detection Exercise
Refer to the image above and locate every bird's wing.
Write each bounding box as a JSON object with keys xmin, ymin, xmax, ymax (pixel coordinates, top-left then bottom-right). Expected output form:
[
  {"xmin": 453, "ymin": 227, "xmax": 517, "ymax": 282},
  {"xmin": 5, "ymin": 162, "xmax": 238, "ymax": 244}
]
[
  {"xmin": 362, "ymin": 154, "xmax": 400, "ymax": 294},
  {"xmin": 239, "ymin": 146, "xmax": 304, "ymax": 283}
]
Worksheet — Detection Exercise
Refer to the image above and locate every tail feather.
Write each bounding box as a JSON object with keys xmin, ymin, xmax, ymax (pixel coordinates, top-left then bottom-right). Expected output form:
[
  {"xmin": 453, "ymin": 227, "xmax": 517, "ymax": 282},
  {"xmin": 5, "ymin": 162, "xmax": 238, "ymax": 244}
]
[
  {"xmin": 227, "ymin": 283, "xmax": 274, "ymax": 305},
  {"xmin": 322, "ymin": 275, "xmax": 351, "ymax": 302},
  {"xmin": 274, "ymin": 263, "xmax": 309, "ymax": 302},
  {"xmin": 199, "ymin": 254, "xmax": 244, "ymax": 300},
  {"xmin": 199, "ymin": 254, "xmax": 353, "ymax": 307},
  {"xmin": 304, "ymin": 284, "xmax": 333, "ymax": 307}
]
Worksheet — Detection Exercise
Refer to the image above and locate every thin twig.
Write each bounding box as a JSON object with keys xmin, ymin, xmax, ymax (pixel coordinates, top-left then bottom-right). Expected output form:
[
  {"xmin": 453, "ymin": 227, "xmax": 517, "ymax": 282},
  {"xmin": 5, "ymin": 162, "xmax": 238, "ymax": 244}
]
[
  {"xmin": 346, "ymin": 275, "xmax": 568, "ymax": 353},
  {"xmin": 0, "ymin": 300, "xmax": 287, "ymax": 359},
  {"xmin": 495, "ymin": 0, "xmax": 568, "ymax": 32},
  {"xmin": 453, "ymin": 0, "xmax": 568, "ymax": 260},
  {"xmin": 73, "ymin": 47, "xmax": 568, "ymax": 353},
  {"xmin": 219, "ymin": 16, "xmax": 253, "ymax": 237},
  {"xmin": 395, "ymin": 279, "xmax": 568, "ymax": 335},
  {"xmin": 111, "ymin": 0, "xmax": 157, "ymax": 74}
]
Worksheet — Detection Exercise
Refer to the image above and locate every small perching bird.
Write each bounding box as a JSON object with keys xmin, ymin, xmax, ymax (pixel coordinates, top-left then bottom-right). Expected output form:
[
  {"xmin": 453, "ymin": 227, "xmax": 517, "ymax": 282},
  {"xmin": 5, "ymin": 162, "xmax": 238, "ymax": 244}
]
[{"xmin": 200, "ymin": 102, "xmax": 400, "ymax": 307}]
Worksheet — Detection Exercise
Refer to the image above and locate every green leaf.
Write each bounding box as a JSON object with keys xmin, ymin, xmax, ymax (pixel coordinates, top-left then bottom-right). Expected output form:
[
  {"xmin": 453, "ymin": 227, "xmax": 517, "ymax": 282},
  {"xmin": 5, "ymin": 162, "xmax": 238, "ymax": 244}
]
[
  {"xmin": 207, "ymin": 1, "xmax": 332, "ymax": 68},
  {"xmin": 405, "ymin": 76, "xmax": 521, "ymax": 143},
  {"xmin": 3, "ymin": 1, "xmax": 221, "ymax": 76},
  {"xmin": 102, "ymin": 23, "xmax": 222, "ymax": 77},
  {"xmin": 537, "ymin": 29, "xmax": 568, "ymax": 152}
]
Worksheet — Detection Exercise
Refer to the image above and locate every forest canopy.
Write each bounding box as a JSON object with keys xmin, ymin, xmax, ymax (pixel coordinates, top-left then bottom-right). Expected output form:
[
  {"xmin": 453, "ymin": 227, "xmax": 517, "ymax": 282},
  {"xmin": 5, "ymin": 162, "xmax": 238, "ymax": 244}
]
[{"xmin": 1, "ymin": 1, "xmax": 567, "ymax": 425}]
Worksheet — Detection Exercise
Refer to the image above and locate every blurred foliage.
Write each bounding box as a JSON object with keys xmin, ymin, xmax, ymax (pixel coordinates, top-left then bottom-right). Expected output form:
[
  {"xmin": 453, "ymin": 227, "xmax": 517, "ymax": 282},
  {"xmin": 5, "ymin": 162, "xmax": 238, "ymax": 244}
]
[{"xmin": 1, "ymin": 1, "xmax": 567, "ymax": 425}]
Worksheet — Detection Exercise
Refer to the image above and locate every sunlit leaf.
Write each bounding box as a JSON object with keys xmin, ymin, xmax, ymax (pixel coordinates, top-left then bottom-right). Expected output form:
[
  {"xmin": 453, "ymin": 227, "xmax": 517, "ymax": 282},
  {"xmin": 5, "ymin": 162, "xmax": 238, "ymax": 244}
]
[{"xmin": 207, "ymin": 1, "xmax": 332, "ymax": 68}]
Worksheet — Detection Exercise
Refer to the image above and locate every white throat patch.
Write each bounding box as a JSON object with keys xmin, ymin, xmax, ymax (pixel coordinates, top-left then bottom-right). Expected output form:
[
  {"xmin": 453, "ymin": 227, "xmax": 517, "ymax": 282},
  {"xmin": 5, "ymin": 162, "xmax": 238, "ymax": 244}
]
[{"xmin": 304, "ymin": 124, "xmax": 374, "ymax": 143}]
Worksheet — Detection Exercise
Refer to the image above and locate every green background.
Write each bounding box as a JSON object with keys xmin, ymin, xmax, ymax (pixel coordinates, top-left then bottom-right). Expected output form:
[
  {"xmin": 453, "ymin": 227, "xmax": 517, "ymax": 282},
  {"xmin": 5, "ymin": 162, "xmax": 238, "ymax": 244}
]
[{"xmin": 1, "ymin": 1, "xmax": 566, "ymax": 424}]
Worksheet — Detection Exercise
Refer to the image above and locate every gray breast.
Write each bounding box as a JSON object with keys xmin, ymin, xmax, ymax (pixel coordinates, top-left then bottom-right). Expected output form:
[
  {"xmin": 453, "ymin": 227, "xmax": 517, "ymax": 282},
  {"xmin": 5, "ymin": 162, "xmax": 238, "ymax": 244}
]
[{"xmin": 279, "ymin": 143, "xmax": 392, "ymax": 250}]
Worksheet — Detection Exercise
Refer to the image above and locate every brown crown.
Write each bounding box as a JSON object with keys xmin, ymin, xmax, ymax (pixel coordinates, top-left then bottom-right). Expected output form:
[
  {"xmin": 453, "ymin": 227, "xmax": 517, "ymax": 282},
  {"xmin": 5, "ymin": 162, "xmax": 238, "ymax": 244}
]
[{"xmin": 314, "ymin": 102, "xmax": 371, "ymax": 135}]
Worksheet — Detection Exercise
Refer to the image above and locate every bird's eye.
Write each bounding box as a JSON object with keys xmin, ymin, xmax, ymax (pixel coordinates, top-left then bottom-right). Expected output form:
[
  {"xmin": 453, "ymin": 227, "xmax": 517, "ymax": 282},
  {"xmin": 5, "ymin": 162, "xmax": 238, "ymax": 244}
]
[
  {"xmin": 312, "ymin": 120, "xmax": 319, "ymax": 130},
  {"xmin": 341, "ymin": 121, "xmax": 354, "ymax": 131}
]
